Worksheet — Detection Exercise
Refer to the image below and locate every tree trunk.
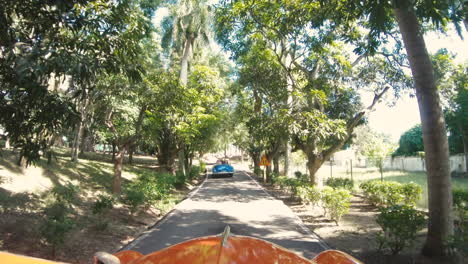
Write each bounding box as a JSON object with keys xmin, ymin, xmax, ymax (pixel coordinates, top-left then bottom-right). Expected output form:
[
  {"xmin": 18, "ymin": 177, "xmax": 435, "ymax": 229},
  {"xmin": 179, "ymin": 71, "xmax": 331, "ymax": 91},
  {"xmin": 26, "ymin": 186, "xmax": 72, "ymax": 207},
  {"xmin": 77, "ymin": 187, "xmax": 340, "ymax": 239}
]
[
  {"xmin": 273, "ymin": 156, "xmax": 280, "ymax": 174},
  {"xmin": 282, "ymin": 47, "xmax": 294, "ymax": 178},
  {"xmin": 284, "ymin": 141, "xmax": 291, "ymax": 177},
  {"xmin": 251, "ymin": 152, "xmax": 261, "ymax": 174},
  {"xmin": 5, "ymin": 137, "xmax": 10, "ymax": 149},
  {"xmin": 46, "ymin": 135, "xmax": 56, "ymax": 165},
  {"xmin": 79, "ymin": 128, "xmax": 87, "ymax": 155},
  {"xmin": 307, "ymin": 161, "xmax": 324, "ymax": 186},
  {"xmin": 178, "ymin": 147, "xmax": 186, "ymax": 175},
  {"xmin": 71, "ymin": 96, "xmax": 89, "ymax": 162},
  {"xmin": 111, "ymin": 141, "xmax": 116, "ymax": 162},
  {"xmin": 113, "ymin": 146, "xmax": 126, "ymax": 194},
  {"xmin": 71, "ymin": 121, "xmax": 83, "ymax": 162},
  {"xmin": 266, "ymin": 165, "xmax": 272, "ymax": 182},
  {"xmin": 394, "ymin": 7, "xmax": 454, "ymax": 257},
  {"xmin": 128, "ymin": 105, "xmax": 146, "ymax": 166},
  {"xmin": 306, "ymin": 152, "xmax": 325, "ymax": 187},
  {"xmin": 184, "ymin": 149, "xmax": 191, "ymax": 175},
  {"xmin": 129, "ymin": 145, "xmax": 134, "ymax": 165},
  {"xmin": 157, "ymin": 139, "xmax": 176, "ymax": 174},
  {"xmin": 159, "ymin": 153, "xmax": 175, "ymax": 173},
  {"xmin": 179, "ymin": 38, "xmax": 192, "ymax": 86},
  {"xmin": 17, "ymin": 154, "xmax": 26, "ymax": 167}
]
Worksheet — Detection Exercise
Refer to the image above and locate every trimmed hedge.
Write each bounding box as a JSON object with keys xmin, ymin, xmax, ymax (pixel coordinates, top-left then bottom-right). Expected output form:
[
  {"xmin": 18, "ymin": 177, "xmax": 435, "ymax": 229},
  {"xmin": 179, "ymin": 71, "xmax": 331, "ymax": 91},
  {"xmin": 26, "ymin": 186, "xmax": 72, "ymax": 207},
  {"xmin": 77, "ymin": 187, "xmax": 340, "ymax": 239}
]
[
  {"xmin": 376, "ymin": 205, "xmax": 426, "ymax": 254},
  {"xmin": 322, "ymin": 187, "xmax": 352, "ymax": 225},
  {"xmin": 325, "ymin": 177, "xmax": 354, "ymax": 191},
  {"xmin": 359, "ymin": 180, "xmax": 422, "ymax": 208}
]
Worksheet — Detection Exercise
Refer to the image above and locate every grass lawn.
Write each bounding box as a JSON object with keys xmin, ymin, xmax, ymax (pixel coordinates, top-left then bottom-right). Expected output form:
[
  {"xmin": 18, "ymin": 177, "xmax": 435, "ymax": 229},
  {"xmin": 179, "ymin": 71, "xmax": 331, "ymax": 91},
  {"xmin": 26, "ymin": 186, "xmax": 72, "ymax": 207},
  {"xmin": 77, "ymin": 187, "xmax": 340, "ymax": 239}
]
[
  {"xmin": 0, "ymin": 148, "xmax": 149, "ymax": 193},
  {"xmin": 316, "ymin": 166, "xmax": 468, "ymax": 209}
]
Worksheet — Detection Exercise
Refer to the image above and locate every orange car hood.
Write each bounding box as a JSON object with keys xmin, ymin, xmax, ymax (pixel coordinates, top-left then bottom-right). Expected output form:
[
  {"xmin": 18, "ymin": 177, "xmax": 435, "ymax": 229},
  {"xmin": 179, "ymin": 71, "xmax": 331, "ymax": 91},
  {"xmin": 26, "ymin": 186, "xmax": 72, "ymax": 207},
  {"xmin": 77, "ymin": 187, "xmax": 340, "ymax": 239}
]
[
  {"xmin": 1, "ymin": 227, "xmax": 362, "ymax": 264},
  {"xmin": 117, "ymin": 235, "xmax": 315, "ymax": 264}
]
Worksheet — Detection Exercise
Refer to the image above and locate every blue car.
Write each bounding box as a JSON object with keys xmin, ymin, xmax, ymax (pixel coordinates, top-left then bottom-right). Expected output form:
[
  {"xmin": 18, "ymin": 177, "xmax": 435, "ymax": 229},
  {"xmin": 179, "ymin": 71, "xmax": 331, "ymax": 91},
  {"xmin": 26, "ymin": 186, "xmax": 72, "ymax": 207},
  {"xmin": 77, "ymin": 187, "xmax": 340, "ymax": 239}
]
[{"xmin": 212, "ymin": 162, "xmax": 234, "ymax": 177}]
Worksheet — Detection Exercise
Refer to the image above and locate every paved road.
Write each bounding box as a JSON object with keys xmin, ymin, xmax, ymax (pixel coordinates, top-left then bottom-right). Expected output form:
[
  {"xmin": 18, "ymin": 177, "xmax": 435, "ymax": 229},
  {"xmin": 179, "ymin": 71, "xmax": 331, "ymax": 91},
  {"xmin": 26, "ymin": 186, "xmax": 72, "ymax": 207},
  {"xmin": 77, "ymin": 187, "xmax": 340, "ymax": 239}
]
[{"xmin": 122, "ymin": 171, "xmax": 328, "ymax": 259}]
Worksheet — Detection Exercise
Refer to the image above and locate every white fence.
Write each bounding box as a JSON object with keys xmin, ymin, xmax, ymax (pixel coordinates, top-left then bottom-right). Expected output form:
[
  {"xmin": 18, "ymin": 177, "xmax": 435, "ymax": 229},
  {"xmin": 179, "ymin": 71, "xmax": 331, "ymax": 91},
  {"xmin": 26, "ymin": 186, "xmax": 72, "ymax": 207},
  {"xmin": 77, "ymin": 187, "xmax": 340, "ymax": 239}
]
[{"xmin": 383, "ymin": 154, "xmax": 467, "ymax": 172}]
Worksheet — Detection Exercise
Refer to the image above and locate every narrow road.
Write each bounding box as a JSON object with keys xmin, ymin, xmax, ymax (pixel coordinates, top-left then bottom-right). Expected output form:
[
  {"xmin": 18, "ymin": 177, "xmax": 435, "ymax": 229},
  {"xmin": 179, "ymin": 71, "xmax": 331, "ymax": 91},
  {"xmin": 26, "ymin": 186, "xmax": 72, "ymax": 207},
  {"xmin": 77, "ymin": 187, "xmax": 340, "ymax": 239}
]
[{"xmin": 122, "ymin": 171, "xmax": 328, "ymax": 259}]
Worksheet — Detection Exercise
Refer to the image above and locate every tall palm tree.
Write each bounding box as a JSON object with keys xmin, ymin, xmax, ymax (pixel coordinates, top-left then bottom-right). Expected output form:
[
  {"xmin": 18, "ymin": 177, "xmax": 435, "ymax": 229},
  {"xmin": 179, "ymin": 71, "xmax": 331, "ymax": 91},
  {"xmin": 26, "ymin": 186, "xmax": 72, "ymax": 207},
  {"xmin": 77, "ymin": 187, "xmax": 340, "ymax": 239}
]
[
  {"xmin": 162, "ymin": 0, "xmax": 212, "ymax": 85},
  {"xmin": 160, "ymin": 0, "xmax": 212, "ymax": 175}
]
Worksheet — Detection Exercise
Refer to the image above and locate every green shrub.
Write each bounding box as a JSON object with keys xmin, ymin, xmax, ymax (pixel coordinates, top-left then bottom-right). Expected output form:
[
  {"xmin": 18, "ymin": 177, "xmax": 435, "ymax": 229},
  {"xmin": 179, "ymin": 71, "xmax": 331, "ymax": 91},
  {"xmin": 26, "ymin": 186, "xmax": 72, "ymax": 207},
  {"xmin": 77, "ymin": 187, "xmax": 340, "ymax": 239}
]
[
  {"xmin": 40, "ymin": 201, "xmax": 75, "ymax": 257},
  {"xmin": 360, "ymin": 180, "xmax": 381, "ymax": 205},
  {"xmin": 447, "ymin": 224, "xmax": 468, "ymax": 257},
  {"xmin": 188, "ymin": 166, "xmax": 201, "ymax": 180},
  {"xmin": 325, "ymin": 178, "xmax": 354, "ymax": 191},
  {"xmin": 359, "ymin": 181, "xmax": 401, "ymax": 207},
  {"xmin": 199, "ymin": 161, "xmax": 206, "ymax": 173},
  {"xmin": 375, "ymin": 181, "xmax": 403, "ymax": 206},
  {"xmin": 448, "ymin": 189, "xmax": 468, "ymax": 256},
  {"xmin": 270, "ymin": 172, "xmax": 280, "ymax": 184},
  {"xmin": 254, "ymin": 167, "xmax": 263, "ymax": 177},
  {"xmin": 275, "ymin": 176, "xmax": 304, "ymax": 198},
  {"xmin": 157, "ymin": 172, "xmax": 177, "ymax": 191},
  {"xmin": 39, "ymin": 183, "xmax": 79, "ymax": 255},
  {"xmin": 42, "ymin": 201, "xmax": 70, "ymax": 221},
  {"xmin": 287, "ymin": 178, "xmax": 302, "ymax": 198},
  {"xmin": 141, "ymin": 173, "xmax": 174, "ymax": 201},
  {"xmin": 400, "ymin": 182, "xmax": 422, "ymax": 207},
  {"xmin": 360, "ymin": 180, "xmax": 423, "ymax": 208},
  {"xmin": 40, "ymin": 217, "xmax": 74, "ymax": 254},
  {"xmin": 297, "ymin": 186, "xmax": 308, "ymax": 201},
  {"xmin": 376, "ymin": 205, "xmax": 426, "ymax": 254},
  {"xmin": 122, "ymin": 188, "xmax": 146, "ymax": 214},
  {"xmin": 276, "ymin": 176, "xmax": 289, "ymax": 189},
  {"xmin": 453, "ymin": 188, "xmax": 468, "ymax": 213},
  {"xmin": 321, "ymin": 187, "xmax": 352, "ymax": 224},
  {"xmin": 294, "ymin": 171, "xmax": 303, "ymax": 179},
  {"xmin": 297, "ymin": 185, "xmax": 321, "ymax": 207},
  {"xmin": 122, "ymin": 172, "xmax": 176, "ymax": 213},
  {"xmin": 359, "ymin": 180, "xmax": 376, "ymax": 194},
  {"xmin": 294, "ymin": 171, "xmax": 309, "ymax": 182},
  {"xmin": 92, "ymin": 195, "xmax": 114, "ymax": 215},
  {"xmin": 175, "ymin": 170, "xmax": 186, "ymax": 188},
  {"xmin": 51, "ymin": 183, "xmax": 80, "ymax": 205}
]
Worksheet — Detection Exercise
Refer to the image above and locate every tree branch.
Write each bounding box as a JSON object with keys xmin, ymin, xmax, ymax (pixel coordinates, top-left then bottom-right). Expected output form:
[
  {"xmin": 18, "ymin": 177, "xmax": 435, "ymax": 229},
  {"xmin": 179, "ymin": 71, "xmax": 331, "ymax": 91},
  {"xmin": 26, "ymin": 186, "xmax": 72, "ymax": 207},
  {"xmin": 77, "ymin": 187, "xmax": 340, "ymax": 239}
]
[
  {"xmin": 367, "ymin": 85, "xmax": 391, "ymax": 111},
  {"xmin": 351, "ymin": 54, "xmax": 366, "ymax": 67},
  {"xmin": 322, "ymin": 85, "xmax": 391, "ymax": 159}
]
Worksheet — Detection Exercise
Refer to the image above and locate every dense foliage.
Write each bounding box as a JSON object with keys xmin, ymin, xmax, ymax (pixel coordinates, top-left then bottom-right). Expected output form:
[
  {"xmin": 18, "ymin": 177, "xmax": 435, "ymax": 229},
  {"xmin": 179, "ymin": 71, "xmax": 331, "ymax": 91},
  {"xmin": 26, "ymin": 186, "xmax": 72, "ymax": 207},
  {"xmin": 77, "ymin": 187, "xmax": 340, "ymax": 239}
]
[
  {"xmin": 325, "ymin": 177, "xmax": 354, "ymax": 191},
  {"xmin": 376, "ymin": 205, "xmax": 426, "ymax": 255},
  {"xmin": 393, "ymin": 125, "xmax": 424, "ymax": 156},
  {"xmin": 360, "ymin": 180, "xmax": 422, "ymax": 208}
]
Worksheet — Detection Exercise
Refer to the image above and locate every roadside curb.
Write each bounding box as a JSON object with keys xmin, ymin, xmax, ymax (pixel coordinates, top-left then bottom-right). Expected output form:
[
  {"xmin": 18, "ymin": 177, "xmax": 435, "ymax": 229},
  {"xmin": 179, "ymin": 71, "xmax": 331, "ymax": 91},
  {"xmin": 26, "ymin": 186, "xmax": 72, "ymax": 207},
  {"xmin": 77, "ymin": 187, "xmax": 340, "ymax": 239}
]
[
  {"xmin": 242, "ymin": 171, "xmax": 330, "ymax": 251},
  {"xmin": 118, "ymin": 173, "xmax": 209, "ymax": 252}
]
